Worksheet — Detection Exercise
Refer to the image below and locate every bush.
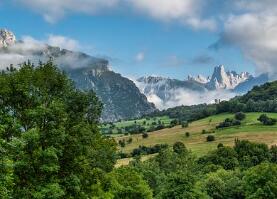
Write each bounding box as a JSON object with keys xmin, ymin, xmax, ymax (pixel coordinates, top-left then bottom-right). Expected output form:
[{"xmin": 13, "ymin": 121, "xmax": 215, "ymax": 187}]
[
  {"xmin": 142, "ymin": 133, "xmax": 149, "ymax": 139},
  {"xmin": 127, "ymin": 138, "xmax": 133, "ymax": 144},
  {"xmin": 207, "ymin": 135, "xmax": 215, "ymax": 142},
  {"xmin": 118, "ymin": 140, "xmax": 126, "ymax": 147},
  {"xmin": 181, "ymin": 121, "xmax": 189, "ymax": 128},
  {"xmin": 185, "ymin": 132, "xmax": 190, "ymax": 137},
  {"xmin": 258, "ymin": 114, "xmax": 277, "ymax": 125},
  {"xmin": 217, "ymin": 143, "xmax": 224, "ymax": 148},
  {"xmin": 173, "ymin": 142, "xmax": 188, "ymax": 154},
  {"xmin": 170, "ymin": 119, "xmax": 179, "ymax": 126},
  {"xmin": 216, "ymin": 118, "xmax": 241, "ymax": 129},
  {"xmin": 235, "ymin": 112, "xmax": 246, "ymax": 121},
  {"xmin": 131, "ymin": 144, "xmax": 168, "ymax": 156}
]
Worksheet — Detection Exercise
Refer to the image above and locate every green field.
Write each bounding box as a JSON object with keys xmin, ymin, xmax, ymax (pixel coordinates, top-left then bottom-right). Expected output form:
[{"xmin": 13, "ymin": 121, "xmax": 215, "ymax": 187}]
[
  {"xmin": 115, "ymin": 112, "xmax": 277, "ymax": 166},
  {"xmin": 101, "ymin": 116, "xmax": 173, "ymax": 135}
]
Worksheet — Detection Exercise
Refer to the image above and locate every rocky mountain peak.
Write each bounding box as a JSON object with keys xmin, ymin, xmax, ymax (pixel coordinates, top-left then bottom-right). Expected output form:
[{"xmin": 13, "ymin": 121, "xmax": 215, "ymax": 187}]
[
  {"xmin": 188, "ymin": 74, "xmax": 210, "ymax": 84},
  {"xmin": 0, "ymin": 29, "xmax": 16, "ymax": 48},
  {"xmin": 207, "ymin": 65, "xmax": 251, "ymax": 90}
]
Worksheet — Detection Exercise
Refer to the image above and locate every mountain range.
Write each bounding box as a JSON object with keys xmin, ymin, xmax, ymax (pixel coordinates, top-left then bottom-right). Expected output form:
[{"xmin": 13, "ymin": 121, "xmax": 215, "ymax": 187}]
[
  {"xmin": 0, "ymin": 29, "xmax": 271, "ymax": 121},
  {"xmin": 136, "ymin": 65, "xmax": 270, "ymax": 109}
]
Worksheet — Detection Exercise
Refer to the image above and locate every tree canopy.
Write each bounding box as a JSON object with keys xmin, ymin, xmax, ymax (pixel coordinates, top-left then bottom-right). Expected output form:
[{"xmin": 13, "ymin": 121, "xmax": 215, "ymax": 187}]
[{"xmin": 0, "ymin": 61, "xmax": 117, "ymax": 198}]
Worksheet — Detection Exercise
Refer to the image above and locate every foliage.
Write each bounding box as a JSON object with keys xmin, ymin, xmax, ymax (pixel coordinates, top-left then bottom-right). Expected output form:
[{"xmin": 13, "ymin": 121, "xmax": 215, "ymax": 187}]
[
  {"xmin": 206, "ymin": 135, "xmax": 215, "ymax": 142},
  {"xmin": 173, "ymin": 142, "xmax": 188, "ymax": 154},
  {"xmin": 235, "ymin": 112, "xmax": 246, "ymax": 121},
  {"xmin": 142, "ymin": 133, "xmax": 149, "ymax": 139},
  {"xmin": 109, "ymin": 167, "xmax": 153, "ymax": 199},
  {"xmin": 131, "ymin": 144, "xmax": 168, "ymax": 157},
  {"xmin": 216, "ymin": 118, "xmax": 241, "ymax": 129},
  {"xmin": 0, "ymin": 61, "xmax": 117, "ymax": 198},
  {"xmin": 198, "ymin": 146, "xmax": 239, "ymax": 170},
  {"xmin": 234, "ymin": 139, "xmax": 271, "ymax": 168},
  {"xmin": 242, "ymin": 163, "xmax": 277, "ymax": 199},
  {"xmin": 257, "ymin": 114, "xmax": 277, "ymax": 125}
]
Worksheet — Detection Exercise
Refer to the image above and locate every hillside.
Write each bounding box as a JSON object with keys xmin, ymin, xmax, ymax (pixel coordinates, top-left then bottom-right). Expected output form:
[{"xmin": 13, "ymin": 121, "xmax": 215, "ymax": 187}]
[
  {"xmin": 116, "ymin": 112, "xmax": 277, "ymax": 163},
  {"xmin": 0, "ymin": 29, "xmax": 157, "ymax": 122}
]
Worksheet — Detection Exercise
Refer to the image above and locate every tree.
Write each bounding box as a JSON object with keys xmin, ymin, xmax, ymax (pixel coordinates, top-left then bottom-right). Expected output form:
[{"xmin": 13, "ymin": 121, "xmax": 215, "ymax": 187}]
[
  {"xmin": 207, "ymin": 135, "xmax": 215, "ymax": 142},
  {"xmin": 173, "ymin": 142, "xmax": 188, "ymax": 154},
  {"xmin": 258, "ymin": 114, "xmax": 277, "ymax": 125},
  {"xmin": 142, "ymin": 133, "xmax": 149, "ymax": 139},
  {"xmin": 235, "ymin": 112, "xmax": 246, "ymax": 121},
  {"xmin": 0, "ymin": 61, "xmax": 117, "ymax": 198},
  {"xmin": 197, "ymin": 169, "xmax": 244, "ymax": 199},
  {"xmin": 109, "ymin": 167, "xmax": 153, "ymax": 199},
  {"xmin": 198, "ymin": 146, "xmax": 239, "ymax": 170},
  {"xmin": 234, "ymin": 139, "xmax": 271, "ymax": 168},
  {"xmin": 243, "ymin": 163, "xmax": 277, "ymax": 199}
]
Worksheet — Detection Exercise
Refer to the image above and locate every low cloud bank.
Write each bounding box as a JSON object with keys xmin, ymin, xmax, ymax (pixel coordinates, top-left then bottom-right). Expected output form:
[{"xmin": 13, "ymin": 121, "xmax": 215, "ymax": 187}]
[{"xmin": 145, "ymin": 88, "xmax": 236, "ymax": 110}]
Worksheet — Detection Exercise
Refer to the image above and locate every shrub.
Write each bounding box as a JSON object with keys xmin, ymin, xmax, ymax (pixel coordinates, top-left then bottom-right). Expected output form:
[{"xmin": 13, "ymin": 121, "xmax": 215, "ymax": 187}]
[
  {"xmin": 181, "ymin": 121, "xmax": 189, "ymax": 128},
  {"xmin": 217, "ymin": 143, "xmax": 224, "ymax": 148},
  {"xmin": 170, "ymin": 119, "xmax": 179, "ymax": 126},
  {"xmin": 118, "ymin": 140, "xmax": 126, "ymax": 147},
  {"xmin": 142, "ymin": 133, "xmax": 149, "ymax": 139},
  {"xmin": 216, "ymin": 118, "xmax": 241, "ymax": 129},
  {"xmin": 207, "ymin": 135, "xmax": 215, "ymax": 142},
  {"xmin": 131, "ymin": 144, "xmax": 168, "ymax": 156},
  {"xmin": 127, "ymin": 138, "xmax": 133, "ymax": 144},
  {"xmin": 258, "ymin": 114, "xmax": 277, "ymax": 125},
  {"xmin": 185, "ymin": 132, "xmax": 190, "ymax": 137},
  {"xmin": 235, "ymin": 112, "xmax": 246, "ymax": 121},
  {"xmin": 173, "ymin": 142, "xmax": 188, "ymax": 154}
]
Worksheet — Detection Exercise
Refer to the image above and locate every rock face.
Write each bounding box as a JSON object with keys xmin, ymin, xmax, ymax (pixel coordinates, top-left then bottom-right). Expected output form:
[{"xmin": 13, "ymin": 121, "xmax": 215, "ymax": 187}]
[
  {"xmin": 187, "ymin": 74, "xmax": 210, "ymax": 84},
  {"xmin": 0, "ymin": 29, "xmax": 156, "ymax": 122},
  {"xmin": 68, "ymin": 67, "xmax": 156, "ymax": 122},
  {"xmin": 137, "ymin": 65, "xmax": 269, "ymax": 109},
  {"xmin": 206, "ymin": 65, "xmax": 251, "ymax": 90},
  {"xmin": 136, "ymin": 76, "xmax": 207, "ymax": 109},
  {"xmin": 0, "ymin": 29, "xmax": 16, "ymax": 48}
]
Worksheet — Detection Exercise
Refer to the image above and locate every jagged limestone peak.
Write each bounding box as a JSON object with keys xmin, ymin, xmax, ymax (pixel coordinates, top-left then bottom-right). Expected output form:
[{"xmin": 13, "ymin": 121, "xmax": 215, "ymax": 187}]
[{"xmin": 0, "ymin": 29, "xmax": 16, "ymax": 48}]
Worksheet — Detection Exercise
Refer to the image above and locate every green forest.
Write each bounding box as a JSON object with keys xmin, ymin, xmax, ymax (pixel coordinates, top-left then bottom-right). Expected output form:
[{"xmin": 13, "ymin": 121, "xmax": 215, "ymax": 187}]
[{"xmin": 0, "ymin": 62, "xmax": 276, "ymax": 198}]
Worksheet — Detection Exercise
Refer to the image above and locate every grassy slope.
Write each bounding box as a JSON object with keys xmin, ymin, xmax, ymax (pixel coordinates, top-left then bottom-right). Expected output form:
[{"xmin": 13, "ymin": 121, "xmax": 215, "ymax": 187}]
[
  {"xmin": 116, "ymin": 112, "xmax": 277, "ymax": 166},
  {"xmin": 101, "ymin": 116, "xmax": 173, "ymax": 135}
]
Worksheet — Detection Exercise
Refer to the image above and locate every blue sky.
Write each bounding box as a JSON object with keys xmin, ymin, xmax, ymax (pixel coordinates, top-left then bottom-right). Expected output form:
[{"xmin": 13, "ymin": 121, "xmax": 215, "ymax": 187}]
[{"xmin": 1, "ymin": 0, "xmax": 275, "ymax": 79}]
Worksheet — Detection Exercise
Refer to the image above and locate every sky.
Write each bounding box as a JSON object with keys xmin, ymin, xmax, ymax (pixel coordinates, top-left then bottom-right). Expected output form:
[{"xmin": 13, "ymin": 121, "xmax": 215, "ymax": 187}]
[{"xmin": 1, "ymin": 0, "xmax": 277, "ymax": 80}]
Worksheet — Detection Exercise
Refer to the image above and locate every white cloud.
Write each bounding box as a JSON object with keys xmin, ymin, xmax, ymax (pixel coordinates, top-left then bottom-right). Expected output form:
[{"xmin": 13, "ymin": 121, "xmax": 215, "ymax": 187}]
[
  {"xmin": 129, "ymin": 0, "xmax": 216, "ymax": 31},
  {"xmin": 135, "ymin": 52, "xmax": 145, "ymax": 62},
  {"xmin": 214, "ymin": 1, "xmax": 277, "ymax": 79},
  {"xmin": 0, "ymin": 34, "xmax": 82, "ymax": 69},
  {"xmin": 145, "ymin": 88, "xmax": 236, "ymax": 110},
  {"xmin": 16, "ymin": 0, "xmax": 216, "ymax": 30},
  {"xmin": 47, "ymin": 35, "xmax": 79, "ymax": 51},
  {"xmin": 17, "ymin": 0, "xmax": 119, "ymax": 23}
]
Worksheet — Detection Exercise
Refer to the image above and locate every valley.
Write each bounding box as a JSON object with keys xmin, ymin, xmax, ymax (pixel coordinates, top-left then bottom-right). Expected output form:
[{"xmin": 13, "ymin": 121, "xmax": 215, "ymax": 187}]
[{"xmin": 116, "ymin": 112, "xmax": 277, "ymax": 166}]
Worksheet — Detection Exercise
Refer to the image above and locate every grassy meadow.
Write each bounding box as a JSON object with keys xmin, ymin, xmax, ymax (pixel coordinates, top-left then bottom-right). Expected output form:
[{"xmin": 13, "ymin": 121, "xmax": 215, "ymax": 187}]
[{"xmin": 115, "ymin": 112, "xmax": 277, "ymax": 166}]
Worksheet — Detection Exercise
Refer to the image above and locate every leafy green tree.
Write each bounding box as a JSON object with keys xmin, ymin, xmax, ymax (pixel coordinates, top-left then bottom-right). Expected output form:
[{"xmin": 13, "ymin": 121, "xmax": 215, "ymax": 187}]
[
  {"xmin": 0, "ymin": 61, "xmax": 117, "ymax": 198},
  {"xmin": 173, "ymin": 142, "xmax": 188, "ymax": 154},
  {"xmin": 156, "ymin": 171, "xmax": 204, "ymax": 199},
  {"xmin": 235, "ymin": 112, "xmax": 246, "ymax": 121},
  {"xmin": 198, "ymin": 146, "xmax": 239, "ymax": 170},
  {"xmin": 242, "ymin": 163, "xmax": 277, "ymax": 199},
  {"xmin": 109, "ymin": 167, "xmax": 153, "ymax": 199},
  {"xmin": 234, "ymin": 139, "xmax": 271, "ymax": 168},
  {"xmin": 197, "ymin": 169, "xmax": 244, "ymax": 199}
]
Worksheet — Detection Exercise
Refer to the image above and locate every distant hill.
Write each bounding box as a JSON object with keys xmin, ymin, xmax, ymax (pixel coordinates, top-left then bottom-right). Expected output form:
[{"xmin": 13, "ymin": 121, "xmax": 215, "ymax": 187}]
[{"xmin": 238, "ymin": 80, "xmax": 277, "ymax": 103}]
